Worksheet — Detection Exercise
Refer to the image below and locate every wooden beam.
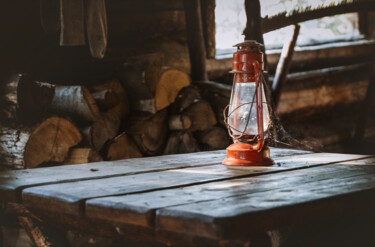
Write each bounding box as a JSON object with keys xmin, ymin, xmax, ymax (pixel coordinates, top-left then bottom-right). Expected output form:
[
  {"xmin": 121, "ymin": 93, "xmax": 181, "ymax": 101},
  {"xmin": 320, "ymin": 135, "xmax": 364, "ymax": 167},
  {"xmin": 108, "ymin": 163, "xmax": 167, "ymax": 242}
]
[
  {"xmin": 200, "ymin": 0, "xmax": 216, "ymax": 59},
  {"xmin": 244, "ymin": 0, "xmax": 263, "ymax": 43},
  {"xmin": 354, "ymin": 61, "xmax": 375, "ymax": 143},
  {"xmin": 183, "ymin": 0, "xmax": 208, "ymax": 81},
  {"xmin": 272, "ymin": 24, "xmax": 300, "ymax": 107}
]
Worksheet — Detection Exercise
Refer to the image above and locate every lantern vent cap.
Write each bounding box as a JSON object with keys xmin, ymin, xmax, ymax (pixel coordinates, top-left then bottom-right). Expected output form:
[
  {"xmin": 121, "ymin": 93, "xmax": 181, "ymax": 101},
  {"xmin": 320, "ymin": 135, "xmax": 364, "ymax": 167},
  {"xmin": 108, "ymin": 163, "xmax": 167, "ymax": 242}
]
[{"xmin": 233, "ymin": 40, "xmax": 263, "ymax": 52}]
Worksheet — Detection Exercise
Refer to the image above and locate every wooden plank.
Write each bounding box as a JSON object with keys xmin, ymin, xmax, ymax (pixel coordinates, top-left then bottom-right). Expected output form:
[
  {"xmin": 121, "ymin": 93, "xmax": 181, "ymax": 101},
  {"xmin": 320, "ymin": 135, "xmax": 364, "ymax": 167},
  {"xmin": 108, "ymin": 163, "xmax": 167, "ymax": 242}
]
[
  {"xmin": 21, "ymin": 165, "xmax": 285, "ymax": 216},
  {"xmin": 85, "ymin": 159, "xmax": 375, "ymax": 228},
  {"xmin": 21, "ymin": 153, "xmax": 370, "ymax": 216},
  {"xmin": 157, "ymin": 165, "xmax": 375, "ymax": 239},
  {"xmin": 0, "ymin": 148, "xmax": 309, "ymax": 202}
]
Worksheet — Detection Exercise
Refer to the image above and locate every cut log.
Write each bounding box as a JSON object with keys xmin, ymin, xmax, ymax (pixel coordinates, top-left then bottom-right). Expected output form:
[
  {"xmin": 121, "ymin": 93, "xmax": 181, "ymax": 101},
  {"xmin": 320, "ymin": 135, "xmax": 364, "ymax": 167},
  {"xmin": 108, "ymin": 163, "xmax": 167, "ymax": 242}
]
[
  {"xmin": 0, "ymin": 74, "xmax": 21, "ymax": 123},
  {"xmin": 185, "ymin": 101, "xmax": 217, "ymax": 132},
  {"xmin": 163, "ymin": 131, "xmax": 200, "ymax": 155},
  {"xmin": 120, "ymin": 55, "xmax": 191, "ymax": 113},
  {"xmin": 0, "ymin": 117, "xmax": 82, "ymax": 169},
  {"xmin": 91, "ymin": 89, "xmax": 119, "ymax": 111},
  {"xmin": 196, "ymin": 126, "xmax": 230, "ymax": 150},
  {"xmin": 63, "ymin": 147, "xmax": 103, "ymax": 165},
  {"xmin": 170, "ymin": 86, "xmax": 201, "ymax": 113},
  {"xmin": 0, "ymin": 74, "xmax": 55, "ymax": 124},
  {"xmin": 168, "ymin": 114, "xmax": 191, "ymax": 130},
  {"xmin": 82, "ymin": 113, "xmax": 120, "ymax": 151},
  {"xmin": 120, "ymin": 53, "xmax": 164, "ymax": 113},
  {"xmin": 155, "ymin": 69, "xmax": 191, "ymax": 111},
  {"xmin": 193, "ymin": 81, "xmax": 231, "ymax": 126},
  {"xmin": 50, "ymin": 85, "xmax": 100, "ymax": 123},
  {"xmin": 106, "ymin": 132, "xmax": 143, "ymax": 161},
  {"xmin": 128, "ymin": 110, "xmax": 168, "ymax": 155},
  {"xmin": 90, "ymin": 79, "xmax": 130, "ymax": 121}
]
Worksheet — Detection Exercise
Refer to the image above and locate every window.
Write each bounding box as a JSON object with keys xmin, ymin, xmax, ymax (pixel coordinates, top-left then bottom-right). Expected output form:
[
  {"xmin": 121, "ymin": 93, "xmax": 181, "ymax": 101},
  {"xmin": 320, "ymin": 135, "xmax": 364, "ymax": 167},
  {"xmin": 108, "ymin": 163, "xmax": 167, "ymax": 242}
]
[{"xmin": 215, "ymin": 0, "xmax": 361, "ymax": 54}]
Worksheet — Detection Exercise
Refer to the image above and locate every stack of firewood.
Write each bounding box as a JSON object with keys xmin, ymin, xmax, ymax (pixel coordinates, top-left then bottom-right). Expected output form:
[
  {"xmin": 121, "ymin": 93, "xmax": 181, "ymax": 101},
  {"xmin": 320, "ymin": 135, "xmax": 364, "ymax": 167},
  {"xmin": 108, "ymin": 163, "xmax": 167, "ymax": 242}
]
[{"xmin": 0, "ymin": 58, "xmax": 230, "ymax": 169}]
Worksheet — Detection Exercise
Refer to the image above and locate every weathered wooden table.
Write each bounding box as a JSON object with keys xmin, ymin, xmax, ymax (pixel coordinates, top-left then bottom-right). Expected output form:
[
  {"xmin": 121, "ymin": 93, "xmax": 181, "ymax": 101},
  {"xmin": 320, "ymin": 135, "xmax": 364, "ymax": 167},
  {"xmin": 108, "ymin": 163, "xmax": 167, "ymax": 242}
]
[{"xmin": 1, "ymin": 148, "xmax": 375, "ymax": 246}]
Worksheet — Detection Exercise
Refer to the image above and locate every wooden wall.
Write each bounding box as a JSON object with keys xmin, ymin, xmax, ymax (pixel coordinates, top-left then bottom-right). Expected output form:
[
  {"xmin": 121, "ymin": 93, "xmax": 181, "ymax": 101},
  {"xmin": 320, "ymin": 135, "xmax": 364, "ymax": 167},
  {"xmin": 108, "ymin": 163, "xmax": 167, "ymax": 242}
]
[{"xmin": 0, "ymin": 0, "xmax": 193, "ymax": 84}]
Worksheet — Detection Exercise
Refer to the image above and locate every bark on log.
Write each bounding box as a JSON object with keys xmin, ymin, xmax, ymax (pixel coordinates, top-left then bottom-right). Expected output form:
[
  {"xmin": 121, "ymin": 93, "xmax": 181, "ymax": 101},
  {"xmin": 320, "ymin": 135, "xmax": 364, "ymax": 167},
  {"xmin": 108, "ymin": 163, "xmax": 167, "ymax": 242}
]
[
  {"xmin": 163, "ymin": 131, "xmax": 200, "ymax": 155},
  {"xmin": 168, "ymin": 114, "xmax": 192, "ymax": 130},
  {"xmin": 0, "ymin": 74, "xmax": 21, "ymax": 123},
  {"xmin": 0, "ymin": 74, "xmax": 55, "ymax": 124},
  {"xmin": 63, "ymin": 147, "xmax": 103, "ymax": 165},
  {"xmin": 90, "ymin": 79, "xmax": 130, "ymax": 122},
  {"xmin": 185, "ymin": 100, "xmax": 217, "ymax": 132},
  {"xmin": 82, "ymin": 113, "xmax": 120, "ymax": 151},
  {"xmin": 128, "ymin": 110, "xmax": 168, "ymax": 155},
  {"xmin": 196, "ymin": 126, "xmax": 230, "ymax": 150},
  {"xmin": 0, "ymin": 117, "xmax": 82, "ymax": 169},
  {"xmin": 106, "ymin": 132, "xmax": 143, "ymax": 161},
  {"xmin": 50, "ymin": 85, "xmax": 100, "ymax": 123},
  {"xmin": 170, "ymin": 86, "xmax": 201, "ymax": 113},
  {"xmin": 193, "ymin": 81, "xmax": 231, "ymax": 126},
  {"xmin": 91, "ymin": 89, "xmax": 119, "ymax": 111}
]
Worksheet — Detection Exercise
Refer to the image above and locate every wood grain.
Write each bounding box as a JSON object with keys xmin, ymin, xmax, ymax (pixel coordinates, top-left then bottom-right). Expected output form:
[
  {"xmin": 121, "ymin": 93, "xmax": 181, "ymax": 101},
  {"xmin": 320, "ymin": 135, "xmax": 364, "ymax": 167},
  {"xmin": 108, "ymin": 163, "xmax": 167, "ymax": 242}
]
[
  {"xmin": 4, "ymin": 149, "xmax": 309, "ymax": 201},
  {"xmin": 157, "ymin": 164, "xmax": 375, "ymax": 239},
  {"xmin": 85, "ymin": 160, "xmax": 375, "ymax": 227},
  {"xmin": 0, "ymin": 150, "xmax": 227, "ymax": 202},
  {"xmin": 21, "ymin": 152, "xmax": 368, "ymax": 216}
]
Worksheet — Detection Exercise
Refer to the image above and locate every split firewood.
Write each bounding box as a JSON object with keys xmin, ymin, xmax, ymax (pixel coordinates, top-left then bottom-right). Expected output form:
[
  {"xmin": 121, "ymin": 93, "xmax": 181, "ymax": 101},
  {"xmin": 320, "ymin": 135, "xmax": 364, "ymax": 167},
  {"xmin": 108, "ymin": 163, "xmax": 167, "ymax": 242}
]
[
  {"xmin": 163, "ymin": 131, "xmax": 200, "ymax": 155},
  {"xmin": 63, "ymin": 147, "xmax": 103, "ymax": 165},
  {"xmin": 91, "ymin": 89, "xmax": 119, "ymax": 111},
  {"xmin": 185, "ymin": 100, "xmax": 217, "ymax": 132},
  {"xmin": 193, "ymin": 81, "xmax": 232, "ymax": 126},
  {"xmin": 0, "ymin": 116, "xmax": 82, "ymax": 169},
  {"xmin": 121, "ymin": 54, "xmax": 191, "ymax": 113},
  {"xmin": 196, "ymin": 126, "xmax": 230, "ymax": 150},
  {"xmin": 154, "ymin": 68, "xmax": 191, "ymax": 111},
  {"xmin": 90, "ymin": 79, "xmax": 129, "ymax": 121},
  {"xmin": 50, "ymin": 85, "xmax": 100, "ymax": 123},
  {"xmin": 106, "ymin": 132, "xmax": 143, "ymax": 161},
  {"xmin": 170, "ymin": 86, "xmax": 201, "ymax": 113},
  {"xmin": 0, "ymin": 74, "xmax": 55, "ymax": 124},
  {"xmin": 120, "ymin": 53, "xmax": 164, "ymax": 113},
  {"xmin": 168, "ymin": 114, "xmax": 191, "ymax": 130},
  {"xmin": 81, "ymin": 113, "xmax": 120, "ymax": 151},
  {"xmin": 128, "ymin": 110, "xmax": 168, "ymax": 155}
]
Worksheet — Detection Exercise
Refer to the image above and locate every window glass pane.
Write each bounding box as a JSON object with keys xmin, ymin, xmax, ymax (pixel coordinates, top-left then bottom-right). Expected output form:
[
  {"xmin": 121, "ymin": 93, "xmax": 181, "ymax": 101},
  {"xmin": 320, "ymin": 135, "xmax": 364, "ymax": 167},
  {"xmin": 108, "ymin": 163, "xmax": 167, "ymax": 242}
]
[{"xmin": 215, "ymin": 0, "xmax": 360, "ymax": 51}]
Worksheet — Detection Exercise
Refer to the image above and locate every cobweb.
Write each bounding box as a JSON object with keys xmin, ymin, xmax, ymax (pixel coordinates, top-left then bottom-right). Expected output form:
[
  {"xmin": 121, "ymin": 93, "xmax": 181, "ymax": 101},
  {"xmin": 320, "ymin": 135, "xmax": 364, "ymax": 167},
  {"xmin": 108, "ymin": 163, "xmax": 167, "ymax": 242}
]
[{"xmin": 261, "ymin": 73, "xmax": 325, "ymax": 152}]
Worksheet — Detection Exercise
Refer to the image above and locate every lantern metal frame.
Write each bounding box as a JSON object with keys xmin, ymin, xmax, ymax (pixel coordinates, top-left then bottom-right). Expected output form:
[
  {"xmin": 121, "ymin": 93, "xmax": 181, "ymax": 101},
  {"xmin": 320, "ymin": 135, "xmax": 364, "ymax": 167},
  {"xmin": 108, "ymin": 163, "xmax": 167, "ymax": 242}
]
[{"xmin": 222, "ymin": 40, "xmax": 274, "ymax": 167}]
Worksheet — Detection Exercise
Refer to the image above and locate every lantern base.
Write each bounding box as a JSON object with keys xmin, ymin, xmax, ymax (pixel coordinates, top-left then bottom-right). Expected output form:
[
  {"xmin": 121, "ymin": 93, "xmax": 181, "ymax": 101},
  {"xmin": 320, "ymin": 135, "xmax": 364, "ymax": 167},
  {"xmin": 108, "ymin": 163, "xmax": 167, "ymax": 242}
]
[{"xmin": 222, "ymin": 143, "xmax": 274, "ymax": 166}]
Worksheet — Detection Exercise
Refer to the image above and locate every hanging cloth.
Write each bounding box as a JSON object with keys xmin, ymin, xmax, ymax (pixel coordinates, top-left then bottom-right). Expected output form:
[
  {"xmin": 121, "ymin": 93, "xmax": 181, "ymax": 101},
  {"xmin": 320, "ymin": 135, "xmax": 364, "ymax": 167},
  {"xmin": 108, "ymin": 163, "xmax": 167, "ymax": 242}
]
[
  {"xmin": 86, "ymin": 0, "xmax": 108, "ymax": 59},
  {"xmin": 59, "ymin": 0, "xmax": 86, "ymax": 46}
]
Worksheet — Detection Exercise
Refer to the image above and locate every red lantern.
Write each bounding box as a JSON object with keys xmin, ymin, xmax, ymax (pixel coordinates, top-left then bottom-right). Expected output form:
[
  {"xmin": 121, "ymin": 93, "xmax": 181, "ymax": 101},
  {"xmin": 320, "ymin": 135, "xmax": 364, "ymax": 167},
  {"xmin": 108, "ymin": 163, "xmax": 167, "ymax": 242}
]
[{"xmin": 223, "ymin": 40, "xmax": 274, "ymax": 166}]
